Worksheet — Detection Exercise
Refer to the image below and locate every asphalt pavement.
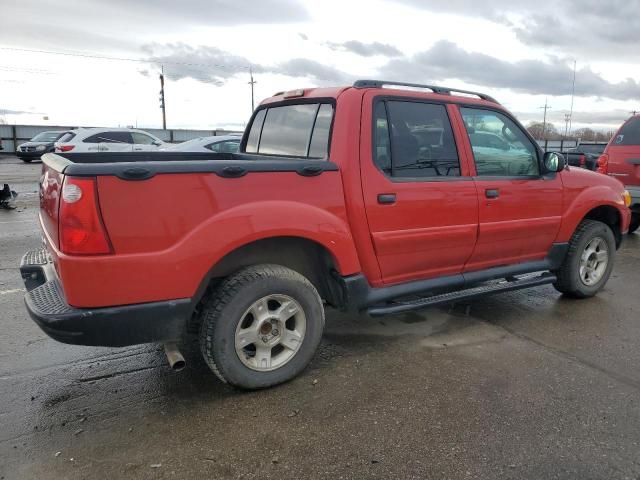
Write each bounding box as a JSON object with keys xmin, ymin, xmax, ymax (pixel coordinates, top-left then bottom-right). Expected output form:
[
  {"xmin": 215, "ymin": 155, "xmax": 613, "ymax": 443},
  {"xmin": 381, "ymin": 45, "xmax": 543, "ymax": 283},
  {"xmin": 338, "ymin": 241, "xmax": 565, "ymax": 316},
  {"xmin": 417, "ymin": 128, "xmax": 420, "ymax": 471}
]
[{"xmin": 1, "ymin": 154, "xmax": 640, "ymax": 479}]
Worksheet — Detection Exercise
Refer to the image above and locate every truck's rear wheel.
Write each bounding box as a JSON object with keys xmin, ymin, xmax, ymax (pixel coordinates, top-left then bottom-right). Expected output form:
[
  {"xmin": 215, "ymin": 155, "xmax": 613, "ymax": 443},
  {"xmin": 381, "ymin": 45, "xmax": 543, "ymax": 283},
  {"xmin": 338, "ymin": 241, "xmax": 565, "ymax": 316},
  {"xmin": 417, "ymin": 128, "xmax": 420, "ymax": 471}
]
[
  {"xmin": 199, "ymin": 264, "xmax": 324, "ymax": 390},
  {"xmin": 553, "ymin": 220, "xmax": 616, "ymax": 298}
]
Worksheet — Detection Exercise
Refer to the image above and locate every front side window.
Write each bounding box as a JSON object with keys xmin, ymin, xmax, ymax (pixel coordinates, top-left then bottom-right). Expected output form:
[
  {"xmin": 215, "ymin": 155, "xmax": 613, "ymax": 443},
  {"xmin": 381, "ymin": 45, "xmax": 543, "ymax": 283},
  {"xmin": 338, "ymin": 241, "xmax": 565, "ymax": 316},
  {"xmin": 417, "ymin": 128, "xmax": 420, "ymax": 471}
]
[
  {"xmin": 207, "ymin": 140, "xmax": 240, "ymax": 153},
  {"xmin": 245, "ymin": 103, "xmax": 334, "ymax": 158},
  {"xmin": 460, "ymin": 108, "xmax": 539, "ymax": 177},
  {"xmin": 131, "ymin": 132, "xmax": 156, "ymax": 145},
  {"xmin": 373, "ymin": 100, "xmax": 461, "ymax": 178}
]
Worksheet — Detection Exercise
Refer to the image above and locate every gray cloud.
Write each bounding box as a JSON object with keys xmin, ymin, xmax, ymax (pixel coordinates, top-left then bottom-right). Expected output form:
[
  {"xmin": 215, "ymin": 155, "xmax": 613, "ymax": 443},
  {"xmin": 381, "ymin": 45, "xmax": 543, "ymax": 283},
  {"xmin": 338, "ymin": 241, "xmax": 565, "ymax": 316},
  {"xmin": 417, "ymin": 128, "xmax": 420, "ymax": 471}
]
[
  {"xmin": 380, "ymin": 41, "xmax": 640, "ymax": 100},
  {"xmin": 143, "ymin": 44, "xmax": 352, "ymax": 86},
  {"xmin": 390, "ymin": 0, "xmax": 640, "ymax": 59},
  {"xmin": 143, "ymin": 44, "xmax": 258, "ymax": 85},
  {"xmin": 0, "ymin": 0, "xmax": 308, "ymax": 53},
  {"xmin": 326, "ymin": 41, "xmax": 402, "ymax": 57},
  {"xmin": 513, "ymin": 0, "xmax": 640, "ymax": 58},
  {"xmin": 276, "ymin": 58, "xmax": 352, "ymax": 84}
]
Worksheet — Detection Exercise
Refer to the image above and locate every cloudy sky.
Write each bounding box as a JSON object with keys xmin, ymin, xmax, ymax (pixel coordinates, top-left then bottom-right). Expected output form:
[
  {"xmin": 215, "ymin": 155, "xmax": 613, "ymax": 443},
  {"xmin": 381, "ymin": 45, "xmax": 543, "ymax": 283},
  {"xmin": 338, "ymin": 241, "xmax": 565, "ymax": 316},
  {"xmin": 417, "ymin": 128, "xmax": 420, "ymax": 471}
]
[{"xmin": 1, "ymin": 0, "xmax": 639, "ymax": 132}]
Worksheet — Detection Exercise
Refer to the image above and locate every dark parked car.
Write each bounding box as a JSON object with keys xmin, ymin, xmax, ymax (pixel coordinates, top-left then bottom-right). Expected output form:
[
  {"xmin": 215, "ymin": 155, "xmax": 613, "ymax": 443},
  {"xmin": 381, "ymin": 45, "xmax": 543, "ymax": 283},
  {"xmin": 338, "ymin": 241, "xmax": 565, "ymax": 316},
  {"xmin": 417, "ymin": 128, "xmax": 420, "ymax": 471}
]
[
  {"xmin": 566, "ymin": 143, "xmax": 607, "ymax": 171},
  {"xmin": 17, "ymin": 131, "xmax": 70, "ymax": 162}
]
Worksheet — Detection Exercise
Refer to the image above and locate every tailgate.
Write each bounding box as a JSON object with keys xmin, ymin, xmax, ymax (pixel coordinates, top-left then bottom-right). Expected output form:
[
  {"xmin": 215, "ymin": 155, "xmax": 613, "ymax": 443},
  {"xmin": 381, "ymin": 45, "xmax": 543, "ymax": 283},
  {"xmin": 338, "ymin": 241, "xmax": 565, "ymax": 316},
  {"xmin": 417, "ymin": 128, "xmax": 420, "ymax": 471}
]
[
  {"xmin": 39, "ymin": 158, "xmax": 64, "ymax": 249},
  {"xmin": 608, "ymin": 145, "xmax": 640, "ymax": 186},
  {"xmin": 608, "ymin": 117, "xmax": 640, "ymax": 186}
]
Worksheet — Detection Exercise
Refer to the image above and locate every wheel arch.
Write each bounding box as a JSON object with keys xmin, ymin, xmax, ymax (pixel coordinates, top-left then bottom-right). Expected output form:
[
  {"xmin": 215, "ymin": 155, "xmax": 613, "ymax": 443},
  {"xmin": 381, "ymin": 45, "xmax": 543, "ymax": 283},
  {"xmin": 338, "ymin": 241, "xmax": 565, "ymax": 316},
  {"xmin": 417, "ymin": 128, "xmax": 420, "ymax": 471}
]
[
  {"xmin": 582, "ymin": 205, "xmax": 623, "ymax": 247},
  {"xmin": 192, "ymin": 236, "xmax": 349, "ymax": 315},
  {"xmin": 557, "ymin": 185, "xmax": 627, "ymax": 248}
]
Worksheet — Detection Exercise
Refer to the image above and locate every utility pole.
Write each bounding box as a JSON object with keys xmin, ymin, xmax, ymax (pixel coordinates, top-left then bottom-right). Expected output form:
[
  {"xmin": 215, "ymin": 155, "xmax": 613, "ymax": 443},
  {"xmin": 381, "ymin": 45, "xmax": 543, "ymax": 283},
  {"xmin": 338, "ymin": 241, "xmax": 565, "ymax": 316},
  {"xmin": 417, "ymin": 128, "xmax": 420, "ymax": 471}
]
[
  {"xmin": 568, "ymin": 59, "xmax": 576, "ymax": 136},
  {"xmin": 159, "ymin": 65, "xmax": 167, "ymax": 130},
  {"xmin": 248, "ymin": 67, "xmax": 257, "ymax": 113},
  {"xmin": 540, "ymin": 98, "xmax": 552, "ymax": 139},
  {"xmin": 564, "ymin": 113, "xmax": 571, "ymax": 138}
]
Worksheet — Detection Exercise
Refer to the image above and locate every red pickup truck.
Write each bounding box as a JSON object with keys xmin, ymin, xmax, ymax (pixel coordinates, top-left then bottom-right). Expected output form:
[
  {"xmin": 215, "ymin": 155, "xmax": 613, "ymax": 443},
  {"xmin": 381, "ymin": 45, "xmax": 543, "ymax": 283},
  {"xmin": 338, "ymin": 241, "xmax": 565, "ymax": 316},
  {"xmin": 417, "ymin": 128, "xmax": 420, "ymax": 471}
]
[{"xmin": 21, "ymin": 80, "xmax": 631, "ymax": 389}]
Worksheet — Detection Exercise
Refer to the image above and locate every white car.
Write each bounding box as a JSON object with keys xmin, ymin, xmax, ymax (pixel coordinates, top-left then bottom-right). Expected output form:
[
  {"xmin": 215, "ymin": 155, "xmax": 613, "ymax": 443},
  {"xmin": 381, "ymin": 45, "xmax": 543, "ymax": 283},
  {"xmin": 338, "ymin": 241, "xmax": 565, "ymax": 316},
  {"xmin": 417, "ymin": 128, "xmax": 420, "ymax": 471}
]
[
  {"xmin": 54, "ymin": 128, "xmax": 164, "ymax": 153},
  {"xmin": 159, "ymin": 135, "xmax": 241, "ymax": 153}
]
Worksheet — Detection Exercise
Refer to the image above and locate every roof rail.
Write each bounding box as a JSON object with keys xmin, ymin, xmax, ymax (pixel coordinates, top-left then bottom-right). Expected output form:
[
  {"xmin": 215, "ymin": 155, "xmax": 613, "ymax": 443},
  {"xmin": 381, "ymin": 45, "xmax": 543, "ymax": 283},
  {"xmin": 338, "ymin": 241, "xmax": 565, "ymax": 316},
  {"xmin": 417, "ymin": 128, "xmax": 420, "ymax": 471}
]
[{"xmin": 352, "ymin": 79, "xmax": 499, "ymax": 104}]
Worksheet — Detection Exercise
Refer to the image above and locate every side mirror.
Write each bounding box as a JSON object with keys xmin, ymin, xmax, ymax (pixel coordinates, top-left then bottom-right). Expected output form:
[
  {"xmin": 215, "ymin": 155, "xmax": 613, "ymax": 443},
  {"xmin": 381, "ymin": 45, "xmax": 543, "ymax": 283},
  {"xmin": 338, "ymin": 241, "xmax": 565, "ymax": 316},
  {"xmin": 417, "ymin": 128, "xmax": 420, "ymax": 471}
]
[
  {"xmin": 543, "ymin": 152, "xmax": 566, "ymax": 173},
  {"xmin": 152, "ymin": 141, "xmax": 162, "ymax": 146}
]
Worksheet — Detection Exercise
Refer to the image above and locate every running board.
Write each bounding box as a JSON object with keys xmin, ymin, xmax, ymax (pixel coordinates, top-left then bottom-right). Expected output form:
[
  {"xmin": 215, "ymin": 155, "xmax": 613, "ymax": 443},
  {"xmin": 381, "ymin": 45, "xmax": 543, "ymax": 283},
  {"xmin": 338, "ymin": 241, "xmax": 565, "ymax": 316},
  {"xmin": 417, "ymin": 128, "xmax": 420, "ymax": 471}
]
[{"xmin": 366, "ymin": 273, "xmax": 557, "ymax": 317}]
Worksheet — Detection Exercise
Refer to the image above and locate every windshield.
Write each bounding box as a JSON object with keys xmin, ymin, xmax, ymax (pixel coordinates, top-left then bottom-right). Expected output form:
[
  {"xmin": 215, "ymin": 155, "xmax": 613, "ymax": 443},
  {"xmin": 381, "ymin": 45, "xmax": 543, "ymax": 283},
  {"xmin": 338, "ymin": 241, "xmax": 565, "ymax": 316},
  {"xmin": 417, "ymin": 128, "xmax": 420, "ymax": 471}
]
[{"xmin": 31, "ymin": 131, "xmax": 64, "ymax": 142}]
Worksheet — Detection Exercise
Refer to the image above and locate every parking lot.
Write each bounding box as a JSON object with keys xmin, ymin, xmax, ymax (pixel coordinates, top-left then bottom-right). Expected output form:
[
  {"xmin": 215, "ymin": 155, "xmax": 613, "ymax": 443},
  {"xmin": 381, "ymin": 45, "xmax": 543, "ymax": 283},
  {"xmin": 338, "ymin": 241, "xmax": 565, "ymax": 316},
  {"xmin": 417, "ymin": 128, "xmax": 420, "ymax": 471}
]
[{"xmin": 1, "ymin": 154, "xmax": 640, "ymax": 479}]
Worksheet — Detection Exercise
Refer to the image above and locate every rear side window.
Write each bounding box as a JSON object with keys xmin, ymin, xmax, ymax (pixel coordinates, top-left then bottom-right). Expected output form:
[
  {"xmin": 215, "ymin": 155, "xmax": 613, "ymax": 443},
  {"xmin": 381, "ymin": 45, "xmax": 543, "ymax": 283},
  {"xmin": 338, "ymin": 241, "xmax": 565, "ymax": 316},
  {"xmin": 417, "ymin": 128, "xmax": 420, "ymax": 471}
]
[
  {"xmin": 245, "ymin": 103, "xmax": 334, "ymax": 159},
  {"xmin": 373, "ymin": 100, "xmax": 460, "ymax": 178},
  {"xmin": 57, "ymin": 132, "xmax": 76, "ymax": 143},
  {"xmin": 84, "ymin": 131, "xmax": 133, "ymax": 144},
  {"xmin": 614, "ymin": 117, "xmax": 640, "ymax": 145}
]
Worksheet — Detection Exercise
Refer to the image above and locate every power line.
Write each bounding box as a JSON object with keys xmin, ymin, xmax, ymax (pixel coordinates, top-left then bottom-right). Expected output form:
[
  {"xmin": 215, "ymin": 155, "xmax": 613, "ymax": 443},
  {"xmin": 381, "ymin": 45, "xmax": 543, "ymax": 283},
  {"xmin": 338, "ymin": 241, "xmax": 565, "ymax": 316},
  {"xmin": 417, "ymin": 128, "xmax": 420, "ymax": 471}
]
[{"xmin": 0, "ymin": 46, "xmax": 252, "ymax": 71}]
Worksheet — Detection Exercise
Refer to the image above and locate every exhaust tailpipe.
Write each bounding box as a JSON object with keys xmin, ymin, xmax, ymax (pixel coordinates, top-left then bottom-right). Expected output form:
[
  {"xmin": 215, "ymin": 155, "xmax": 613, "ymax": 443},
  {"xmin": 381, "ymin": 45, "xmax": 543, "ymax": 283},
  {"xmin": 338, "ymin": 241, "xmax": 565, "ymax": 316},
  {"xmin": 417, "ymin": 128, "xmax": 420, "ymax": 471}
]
[{"xmin": 164, "ymin": 342, "xmax": 186, "ymax": 371}]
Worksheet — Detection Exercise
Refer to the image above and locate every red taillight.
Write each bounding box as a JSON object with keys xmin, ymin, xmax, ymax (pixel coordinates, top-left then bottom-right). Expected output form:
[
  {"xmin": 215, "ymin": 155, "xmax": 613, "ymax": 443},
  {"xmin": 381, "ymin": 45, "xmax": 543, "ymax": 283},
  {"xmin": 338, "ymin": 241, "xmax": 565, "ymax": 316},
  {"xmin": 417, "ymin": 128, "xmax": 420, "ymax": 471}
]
[
  {"xmin": 57, "ymin": 144, "xmax": 75, "ymax": 152},
  {"xmin": 596, "ymin": 154, "xmax": 609, "ymax": 174},
  {"xmin": 579, "ymin": 154, "xmax": 586, "ymax": 167},
  {"xmin": 59, "ymin": 177, "xmax": 112, "ymax": 255}
]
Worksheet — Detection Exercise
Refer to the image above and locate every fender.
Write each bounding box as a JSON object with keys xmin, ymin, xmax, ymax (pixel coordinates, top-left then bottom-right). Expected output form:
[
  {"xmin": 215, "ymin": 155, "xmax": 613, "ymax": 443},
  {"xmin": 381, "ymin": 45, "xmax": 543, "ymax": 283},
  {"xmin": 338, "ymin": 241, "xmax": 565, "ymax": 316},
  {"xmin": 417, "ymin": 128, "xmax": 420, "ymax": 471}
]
[
  {"xmin": 179, "ymin": 199, "xmax": 362, "ymax": 281},
  {"xmin": 556, "ymin": 184, "xmax": 628, "ymax": 242}
]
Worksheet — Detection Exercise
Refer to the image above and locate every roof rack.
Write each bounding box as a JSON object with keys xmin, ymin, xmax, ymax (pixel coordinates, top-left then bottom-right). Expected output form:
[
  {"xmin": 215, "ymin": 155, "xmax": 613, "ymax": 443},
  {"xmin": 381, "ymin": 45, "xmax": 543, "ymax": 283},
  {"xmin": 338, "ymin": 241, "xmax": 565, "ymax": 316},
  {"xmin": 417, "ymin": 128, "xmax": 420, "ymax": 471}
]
[{"xmin": 352, "ymin": 79, "xmax": 499, "ymax": 104}]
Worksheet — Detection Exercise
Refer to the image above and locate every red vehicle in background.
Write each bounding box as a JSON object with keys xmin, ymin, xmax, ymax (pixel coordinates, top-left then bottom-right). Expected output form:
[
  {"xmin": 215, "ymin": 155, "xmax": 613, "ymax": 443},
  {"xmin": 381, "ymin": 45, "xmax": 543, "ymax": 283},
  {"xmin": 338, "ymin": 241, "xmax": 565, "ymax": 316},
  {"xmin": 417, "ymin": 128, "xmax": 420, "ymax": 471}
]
[
  {"xmin": 597, "ymin": 115, "xmax": 640, "ymax": 233},
  {"xmin": 21, "ymin": 80, "xmax": 631, "ymax": 389}
]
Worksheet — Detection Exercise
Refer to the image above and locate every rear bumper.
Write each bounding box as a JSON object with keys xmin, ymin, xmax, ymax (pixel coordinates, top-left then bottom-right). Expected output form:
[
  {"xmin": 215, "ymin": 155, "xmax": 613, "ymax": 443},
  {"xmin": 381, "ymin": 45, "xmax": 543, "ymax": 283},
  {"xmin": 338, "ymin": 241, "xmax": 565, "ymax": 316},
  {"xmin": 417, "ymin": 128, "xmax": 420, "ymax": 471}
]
[{"xmin": 20, "ymin": 248, "xmax": 192, "ymax": 347}]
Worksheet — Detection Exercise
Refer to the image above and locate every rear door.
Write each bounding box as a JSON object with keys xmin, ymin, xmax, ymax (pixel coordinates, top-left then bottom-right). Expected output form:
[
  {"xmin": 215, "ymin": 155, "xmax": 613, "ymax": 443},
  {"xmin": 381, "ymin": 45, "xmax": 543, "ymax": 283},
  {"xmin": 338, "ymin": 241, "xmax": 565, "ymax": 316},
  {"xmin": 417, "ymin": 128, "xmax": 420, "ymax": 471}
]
[
  {"xmin": 93, "ymin": 131, "xmax": 133, "ymax": 152},
  {"xmin": 456, "ymin": 106, "xmax": 563, "ymax": 271},
  {"xmin": 360, "ymin": 93, "xmax": 479, "ymax": 285},
  {"xmin": 606, "ymin": 117, "xmax": 640, "ymax": 187}
]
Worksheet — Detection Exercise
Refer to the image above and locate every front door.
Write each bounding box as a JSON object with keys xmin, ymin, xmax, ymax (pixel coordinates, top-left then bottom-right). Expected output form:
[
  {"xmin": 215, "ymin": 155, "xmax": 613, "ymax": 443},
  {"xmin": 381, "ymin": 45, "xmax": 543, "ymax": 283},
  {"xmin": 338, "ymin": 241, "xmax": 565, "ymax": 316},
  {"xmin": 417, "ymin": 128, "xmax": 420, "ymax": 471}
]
[
  {"xmin": 361, "ymin": 94, "xmax": 479, "ymax": 285},
  {"xmin": 131, "ymin": 132, "xmax": 161, "ymax": 151},
  {"xmin": 456, "ymin": 106, "xmax": 563, "ymax": 271}
]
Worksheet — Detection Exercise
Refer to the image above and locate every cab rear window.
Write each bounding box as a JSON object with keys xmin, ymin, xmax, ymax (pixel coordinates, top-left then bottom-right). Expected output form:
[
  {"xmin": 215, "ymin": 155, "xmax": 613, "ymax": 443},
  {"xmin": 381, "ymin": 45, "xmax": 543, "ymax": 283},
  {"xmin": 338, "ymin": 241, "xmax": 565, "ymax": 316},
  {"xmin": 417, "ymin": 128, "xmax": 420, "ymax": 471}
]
[
  {"xmin": 614, "ymin": 117, "xmax": 640, "ymax": 145},
  {"xmin": 245, "ymin": 103, "xmax": 334, "ymax": 159}
]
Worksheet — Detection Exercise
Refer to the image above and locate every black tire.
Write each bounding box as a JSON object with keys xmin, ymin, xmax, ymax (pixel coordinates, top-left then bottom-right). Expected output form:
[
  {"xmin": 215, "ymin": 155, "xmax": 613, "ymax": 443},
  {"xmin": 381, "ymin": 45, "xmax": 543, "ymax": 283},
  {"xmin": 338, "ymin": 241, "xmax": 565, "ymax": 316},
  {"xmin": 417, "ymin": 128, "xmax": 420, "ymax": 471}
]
[
  {"xmin": 20, "ymin": 158, "xmax": 32, "ymax": 163},
  {"xmin": 553, "ymin": 220, "xmax": 616, "ymax": 298},
  {"xmin": 199, "ymin": 264, "xmax": 324, "ymax": 390},
  {"xmin": 629, "ymin": 214, "xmax": 639, "ymax": 234}
]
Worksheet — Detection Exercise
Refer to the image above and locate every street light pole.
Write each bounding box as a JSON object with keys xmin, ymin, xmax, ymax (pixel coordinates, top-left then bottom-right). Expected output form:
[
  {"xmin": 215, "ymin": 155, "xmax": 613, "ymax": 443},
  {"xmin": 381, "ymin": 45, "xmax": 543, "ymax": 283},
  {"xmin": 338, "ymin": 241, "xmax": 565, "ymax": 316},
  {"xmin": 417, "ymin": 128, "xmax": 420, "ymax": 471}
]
[
  {"xmin": 540, "ymin": 98, "xmax": 552, "ymax": 140},
  {"xmin": 159, "ymin": 65, "xmax": 167, "ymax": 130},
  {"xmin": 568, "ymin": 59, "xmax": 576, "ymax": 136},
  {"xmin": 248, "ymin": 67, "xmax": 257, "ymax": 113}
]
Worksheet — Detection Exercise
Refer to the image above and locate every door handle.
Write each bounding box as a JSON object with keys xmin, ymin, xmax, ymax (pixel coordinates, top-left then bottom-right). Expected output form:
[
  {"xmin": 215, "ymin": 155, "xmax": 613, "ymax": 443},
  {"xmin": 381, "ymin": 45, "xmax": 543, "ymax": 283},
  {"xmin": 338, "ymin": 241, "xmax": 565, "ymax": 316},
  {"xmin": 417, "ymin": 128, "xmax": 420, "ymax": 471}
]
[
  {"xmin": 485, "ymin": 189, "xmax": 500, "ymax": 199},
  {"xmin": 377, "ymin": 193, "xmax": 396, "ymax": 204},
  {"xmin": 134, "ymin": 147, "xmax": 143, "ymax": 151}
]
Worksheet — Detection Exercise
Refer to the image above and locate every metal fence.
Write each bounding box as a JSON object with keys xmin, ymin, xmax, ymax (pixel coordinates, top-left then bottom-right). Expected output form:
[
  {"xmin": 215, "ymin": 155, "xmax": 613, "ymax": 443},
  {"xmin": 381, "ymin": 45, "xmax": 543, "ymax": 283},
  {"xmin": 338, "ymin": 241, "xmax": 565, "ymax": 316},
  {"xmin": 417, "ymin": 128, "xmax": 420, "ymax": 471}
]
[
  {"xmin": 536, "ymin": 139, "xmax": 580, "ymax": 152},
  {"xmin": 0, "ymin": 124, "xmax": 243, "ymax": 153}
]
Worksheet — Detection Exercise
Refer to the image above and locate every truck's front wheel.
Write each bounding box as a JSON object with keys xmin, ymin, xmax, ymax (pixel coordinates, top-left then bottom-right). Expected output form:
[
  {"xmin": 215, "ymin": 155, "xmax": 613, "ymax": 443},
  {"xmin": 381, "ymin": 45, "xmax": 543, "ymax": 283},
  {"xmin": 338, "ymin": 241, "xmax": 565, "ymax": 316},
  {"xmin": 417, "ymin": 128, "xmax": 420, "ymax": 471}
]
[
  {"xmin": 199, "ymin": 264, "xmax": 325, "ymax": 390},
  {"xmin": 553, "ymin": 220, "xmax": 616, "ymax": 298}
]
